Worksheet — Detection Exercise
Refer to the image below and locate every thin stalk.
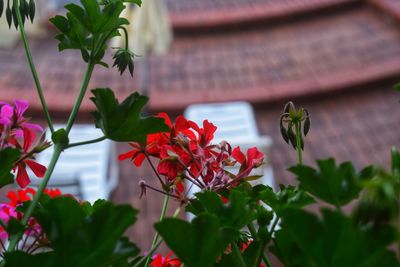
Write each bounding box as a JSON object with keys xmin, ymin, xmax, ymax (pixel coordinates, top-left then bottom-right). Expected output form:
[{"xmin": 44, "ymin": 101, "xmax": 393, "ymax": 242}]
[
  {"xmin": 232, "ymin": 242, "xmax": 247, "ymax": 267},
  {"xmin": 247, "ymin": 223, "xmax": 273, "ymax": 267},
  {"xmin": 144, "ymin": 195, "xmax": 170, "ymax": 267},
  {"xmin": 13, "ymin": 0, "xmax": 54, "ymax": 133},
  {"xmin": 270, "ymin": 216, "xmax": 279, "ymax": 234},
  {"xmin": 134, "ymin": 238, "xmax": 162, "ymax": 267},
  {"xmin": 67, "ymin": 136, "xmax": 106, "ymax": 149},
  {"xmin": 5, "ymin": 144, "xmax": 63, "ymax": 253},
  {"xmin": 145, "ymin": 153, "xmax": 167, "ymax": 188},
  {"xmin": 295, "ymin": 123, "xmax": 303, "ymax": 165},
  {"xmin": 65, "ymin": 63, "xmax": 95, "ymax": 134}
]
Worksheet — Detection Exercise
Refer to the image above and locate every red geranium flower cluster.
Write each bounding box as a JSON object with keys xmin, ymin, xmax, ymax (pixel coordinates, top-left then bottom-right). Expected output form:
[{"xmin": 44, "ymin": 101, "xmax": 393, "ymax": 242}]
[
  {"xmin": 150, "ymin": 251, "xmax": 181, "ymax": 267},
  {"xmin": 0, "ymin": 188, "xmax": 62, "ymax": 251},
  {"xmin": 119, "ymin": 113, "xmax": 264, "ymax": 201},
  {"xmin": 0, "ymin": 100, "xmax": 50, "ymax": 188}
]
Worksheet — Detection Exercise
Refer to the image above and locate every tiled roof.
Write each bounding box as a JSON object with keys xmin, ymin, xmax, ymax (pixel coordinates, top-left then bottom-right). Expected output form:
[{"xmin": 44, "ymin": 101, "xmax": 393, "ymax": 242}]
[
  {"xmin": 148, "ymin": 7, "xmax": 400, "ymax": 110},
  {"xmin": 0, "ymin": 40, "xmax": 142, "ymax": 112},
  {"xmin": 166, "ymin": 0, "xmax": 359, "ymax": 29}
]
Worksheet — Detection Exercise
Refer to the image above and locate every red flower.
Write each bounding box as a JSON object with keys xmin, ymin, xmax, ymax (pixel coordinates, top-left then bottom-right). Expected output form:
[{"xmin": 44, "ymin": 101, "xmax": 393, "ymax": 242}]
[
  {"xmin": 7, "ymin": 188, "xmax": 36, "ymax": 207},
  {"xmin": 157, "ymin": 145, "xmax": 190, "ymax": 181},
  {"xmin": 13, "ymin": 128, "xmax": 47, "ymax": 188},
  {"xmin": 118, "ymin": 142, "xmax": 146, "ymax": 167},
  {"xmin": 232, "ymin": 146, "xmax": 264, "ymax": 178},
  {"xmin": 118, "ymin": 113, "xmax": 194, "ymax": 167},
  {"xmin": 188, "ymin": 119, "xmax": 217, "ymax": 148},
  {"xmin": 150, "ymin": 251, "xmax": 181, "ymax": 267}
]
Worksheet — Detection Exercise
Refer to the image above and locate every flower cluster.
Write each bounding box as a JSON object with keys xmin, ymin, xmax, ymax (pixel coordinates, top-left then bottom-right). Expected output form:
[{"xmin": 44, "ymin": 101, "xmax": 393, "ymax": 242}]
[
  {"xmin": 0, "ymin": 188, "xmax": 62, "ymax": 252},
  {"xmin": 150, "ymin": 251, "xmax": 181, "ymax": 267},
  {"xmin": 0, "ymin": 100, "xmax": 50, "ymax": 187},
  {"xmin": 119, "ymin": 113, "xmax": 264, "ymax": 202}
]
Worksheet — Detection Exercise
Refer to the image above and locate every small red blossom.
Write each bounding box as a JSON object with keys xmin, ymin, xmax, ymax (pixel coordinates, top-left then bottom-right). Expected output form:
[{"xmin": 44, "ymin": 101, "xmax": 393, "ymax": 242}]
[
  {"xmin": 150, "ymin": 251, "xmax": 181, "ymax": 267},
  {"xmin": 232, "ymin": 146, "xmax": 264, "ymax": 178},
  {"xmin": 13, "ymin": 128, "xmax": 47, "ymax": 188}
]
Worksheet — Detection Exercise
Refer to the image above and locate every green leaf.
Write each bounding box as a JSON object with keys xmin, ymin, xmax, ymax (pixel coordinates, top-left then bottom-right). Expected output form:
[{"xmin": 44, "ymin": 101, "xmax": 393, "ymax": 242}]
[
  {"xmin": 6, "ymin": 217, "xmax": 25, "ymax": 242},
  {"xmin": 273, "ymin": 209, "xmax": 399, "ymax": 267},
  {"xmin": 391, "ymin": 147, "xmax": 400, "ymax": 176},
  {"xmin": 253, "ymin": 184, "xmax": 314, "ymax": 214},
  {"xmin": 186, "ymin": 190, "xmax": 255, "ymax": 229},
  {"xmin": 155, "ymin": 214, "xmax": 238, "ymax": 267},
  {"xmin": 394, "ymin": 83, "xmax": 400, "ymax": 92},
  {"xmin": 0, "ymin": 148, "xmax": 21, "ymax": 187},
  {"xmin": 5, "ymin": 197, "xmax": 140, "ymax": 266},
  {"xmin": 50, "ymin": 0, "xmax": 128, "ymax": 64},
  {"xmin": 289, "ymin": 159, "xmax": 368, "ymax": 206},
  {"xmin": 0, "ymin": 0, "xmax": 4, "ymax": 18},
  {"xmin": 90, "ymin": 88, "xmax": 169, "ymax": 143}
]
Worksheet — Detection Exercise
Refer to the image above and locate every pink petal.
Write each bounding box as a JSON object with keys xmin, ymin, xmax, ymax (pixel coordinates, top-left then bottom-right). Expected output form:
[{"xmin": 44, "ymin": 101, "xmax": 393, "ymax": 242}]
[
  {"xmin": 22, "ymin": 122, "xmax": 43, "ymax": 132},
  {"xmin": 14, "ymin": 100, "xmax": 29, "ymax": 118}
]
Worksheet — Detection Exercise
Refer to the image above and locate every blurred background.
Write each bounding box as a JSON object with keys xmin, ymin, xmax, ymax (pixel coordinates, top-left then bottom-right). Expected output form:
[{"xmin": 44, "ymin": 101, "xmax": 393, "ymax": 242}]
[{"xmin": 1, "ymin": 0, "xmax": 400, "ymax": 252}]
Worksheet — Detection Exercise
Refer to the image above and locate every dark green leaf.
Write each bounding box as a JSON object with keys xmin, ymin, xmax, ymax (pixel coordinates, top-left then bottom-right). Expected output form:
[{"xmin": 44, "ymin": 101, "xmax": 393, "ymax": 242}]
[
  {"xmin": 155, "ymin": 214, "xmax": 238, "ymax": 267},
  {"xmin": 391, "ymin": 147, "xmax": 400, "ymax": 176},
  {"xmin": 0, "ymin": 0, "xmax": 4, "ymax": 18},
  {"xmin": 6, "ymin": 6, "xmax": 12, "ymax": 28},
  {"xmin": 6, "ymin": 217, "xmax": 25, "ymax": 242},
  {"xmin": 289, "ymin": 159, "xmax": 363, "ymax": 206},
  {"xmin": 273, "ymin": 209, "xmax": 399, "ymax": 267},
  {"xmin": 28, "ymin": 0, "xmax": 35, "ymax": 22},
  {"xmin": 90, "ymin": 88, "xmax": 169, "ymax": 143},
  {"xmin": 254, "ymin": 184, "xmax": 314, "ymax": 214},
  {"xmin": 20, "ymin": 197, "xmax": 140, "ymax": 266},
  {"xmin": 280, "ymin": 119, "xmax": 289, "ymax": 144},
  {"xmin": 0, "ymin": 148, "xmax": 21, "ymax": 187},
  {"xmin": 186, "ymin": 190, "xmax": 255, "ymax": 229},
  {"xmin": 394, "ymin": 83, "xmax": 400, "ymax": 92}
]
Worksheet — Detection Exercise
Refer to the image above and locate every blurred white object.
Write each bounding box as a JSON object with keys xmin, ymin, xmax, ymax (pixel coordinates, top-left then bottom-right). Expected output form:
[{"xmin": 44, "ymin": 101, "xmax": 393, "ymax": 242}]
[
  {"xmin": 184, "ymin": 101, "xmax": 275, "ymax": 195},
  {"xmin": 31, "ymin": 124, "xmax": 119, "ymax": 203},
  {"xmin": 111, "ymin": 0, "xmax": 172, "ymax": 55}
]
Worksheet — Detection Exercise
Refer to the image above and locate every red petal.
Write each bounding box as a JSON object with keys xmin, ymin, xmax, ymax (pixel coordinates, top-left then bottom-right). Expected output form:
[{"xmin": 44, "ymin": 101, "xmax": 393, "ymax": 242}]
[
  {"xmin": 203, "ymin": 120, "xmax": 217, "ymax": 143},
  {"xmin": 133, "ymin": 153, "xmax": 146, "ymax": 167},
  {"xmin": 232, "ymin": 146, "xmax": 246, "ymax": 164},
  {"xmin": 157, "ymin": 112, "xmax": 172, "ymax": 128},
  {"xmin": 25, "ymin": 160, "xmax": 46, "ymax": 178},
  {"xmin": 16, "ymin": 165, "xmax": 30, "ymax": 188},
  {"xmin": 22, "ymin": 128, "xmax": 35, "ymax": 152},
  {"xmin": 174, "ymin": 115, "xmax": 190, "ymax": 132},
  {"xmin": 118, "ymin": 150, "xmax": 137, "ymax": 161}
]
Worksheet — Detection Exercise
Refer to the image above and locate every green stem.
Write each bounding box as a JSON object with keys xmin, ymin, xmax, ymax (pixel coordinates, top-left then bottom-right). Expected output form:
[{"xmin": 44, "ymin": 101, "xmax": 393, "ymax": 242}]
[
  {"xmin": 6, "ymin": 144, "xmax": 63, "ymax": 252},
  {"xmin": 232, "ymin": 242, "xmax": 247, "ymax": 267},
  {"xmin": 134, "ymin": 239, "xmax": 163, "ymax": 267},
  {"xmin": 270, "ymin": 216, "xmax": 279, "ymax": 234},
  {"xmin": 295, "ymin": 123, "xmax": 303, "ymax": 165},
  {"xmin": 13, "ymin": 0, "xmax": 54, "ymax": 133},
  {"xmin": 66, "ymin": 136, "xmax": 106, "ymax": 149},
  {"xmin": 247, "ymin": 223, "xmax": 273, "ymax": 267},
  {"xmin": 65, "ymin": 63, "xmax": 95, "ymax": 134},
  {"xmin": 144, "ymin": 195, "xmax": 170, "ymax": 267},
  {"xmin": 120, "ymin": 26, "xmax": 129, "ymax": 49}
]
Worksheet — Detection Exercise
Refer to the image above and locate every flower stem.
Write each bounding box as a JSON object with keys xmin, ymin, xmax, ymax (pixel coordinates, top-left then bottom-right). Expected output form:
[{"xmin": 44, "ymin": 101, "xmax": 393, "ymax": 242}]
[
  {"xmin": 247, "ymin": 223, "xmax": 273, "ymax": 267},
  {"xmin": 5, "ymin": 144, "xmax": 63, "ymax": 253},
  {"xmin": 144, "ymin": 195, "xmax": 170, "ymax": 267},
  {"xmin": 13, "ymin": 0, "xmax": 54, "ymax": 133},
  {"xmin": 65, "ymin": 62, "xmax": 95, "ymax": 134},
  {"xmin": 66, "ymin": 136, "xmax": 106, "ymax": 149},
  {"xmin": 232, "ymin": 242, "xmax": 247, "ymax": 267},
  {"xmin": 295, "ymin": 123, "xmax": 303, "ymax": 165}
]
